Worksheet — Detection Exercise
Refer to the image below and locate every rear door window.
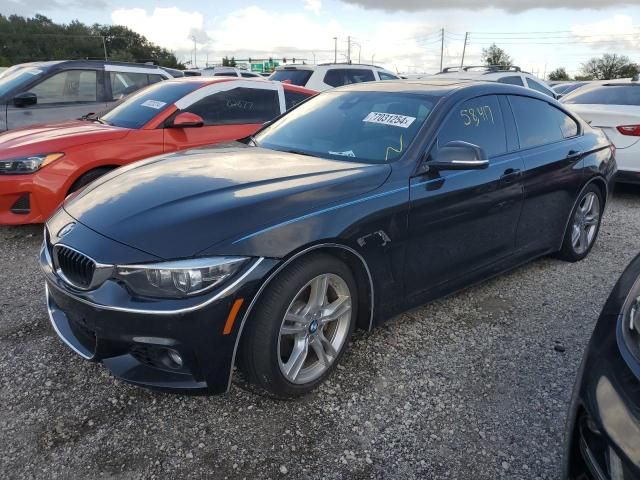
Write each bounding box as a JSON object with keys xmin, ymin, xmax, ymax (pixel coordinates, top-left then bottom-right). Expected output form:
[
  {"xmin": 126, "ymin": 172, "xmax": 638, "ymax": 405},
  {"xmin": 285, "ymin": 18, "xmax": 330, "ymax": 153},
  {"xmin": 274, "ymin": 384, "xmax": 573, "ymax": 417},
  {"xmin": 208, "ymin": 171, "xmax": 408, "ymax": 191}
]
[
  {"xmin": 110, "ymin": 72, "xmax": 150, "ymax": 100},
  {"xmin": 509, "ymin": 95, "xmax": 576, "ymax": 148},
  {"xmin": 269, "ymin": 69, "xmax": 313, "ymax": 86},
  {"xmin": 185, "ymin": 87, "xmax": 280, "ymax": 125},
  {"xmin": 438, "ymin": 95, "xmax": 507, "ymax": 157},
  {"xmin": 323, "ymin": 69, "xmax": 375, "ymax": 87},
  {"xmin": 526, "ymin": 78, "xmax": 554, "ymax": 97},
  {"xmin": 29, "ymin": 70, "xmax": 97, "ymax": 104},
  {"xmin": 379, "ymin": 71, "xmax": 399, "ymax": 80},
  {"xmin": 284, "ymin": 89, "xmax": 313, "ymax": 110},
  {"xmin": 498, "ymin": 76, "xmax": 524, "ymax": 87}
]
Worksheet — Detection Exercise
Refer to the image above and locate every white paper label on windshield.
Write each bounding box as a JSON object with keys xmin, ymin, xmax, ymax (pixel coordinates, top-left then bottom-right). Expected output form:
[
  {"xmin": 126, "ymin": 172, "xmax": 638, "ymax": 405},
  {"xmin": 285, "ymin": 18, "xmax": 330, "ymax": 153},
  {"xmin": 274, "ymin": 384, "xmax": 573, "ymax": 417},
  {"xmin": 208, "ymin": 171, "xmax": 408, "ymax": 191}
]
[
  {"xmin": 141, "ymin": 100, "xmax": 166, "ymax": 109},
  {"xmin": 329, "ymin": 150, "xmax": 356, "ymax": 157},
  {"xmin": 363, "ymin": 112, "xmax": 416, "ymax": 128}
]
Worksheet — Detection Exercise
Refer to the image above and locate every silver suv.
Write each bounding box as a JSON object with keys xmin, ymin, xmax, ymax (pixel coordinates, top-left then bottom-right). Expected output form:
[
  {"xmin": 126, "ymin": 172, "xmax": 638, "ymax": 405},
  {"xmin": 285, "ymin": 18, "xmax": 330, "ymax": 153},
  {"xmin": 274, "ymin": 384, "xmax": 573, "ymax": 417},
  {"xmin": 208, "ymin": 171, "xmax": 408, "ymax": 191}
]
[{"xmin": 0, "ymin": 60, "xmax": 173, "ymax": 131}]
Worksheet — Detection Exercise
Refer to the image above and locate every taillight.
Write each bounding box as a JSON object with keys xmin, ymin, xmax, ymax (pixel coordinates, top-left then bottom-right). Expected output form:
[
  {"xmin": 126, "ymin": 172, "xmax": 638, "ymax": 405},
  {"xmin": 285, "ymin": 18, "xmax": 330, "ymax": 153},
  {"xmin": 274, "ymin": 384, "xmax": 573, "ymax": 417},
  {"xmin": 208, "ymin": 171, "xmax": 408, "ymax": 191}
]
[{"xmin": 616, "ymin": 125, "xmax": 640, "ymax": 136}]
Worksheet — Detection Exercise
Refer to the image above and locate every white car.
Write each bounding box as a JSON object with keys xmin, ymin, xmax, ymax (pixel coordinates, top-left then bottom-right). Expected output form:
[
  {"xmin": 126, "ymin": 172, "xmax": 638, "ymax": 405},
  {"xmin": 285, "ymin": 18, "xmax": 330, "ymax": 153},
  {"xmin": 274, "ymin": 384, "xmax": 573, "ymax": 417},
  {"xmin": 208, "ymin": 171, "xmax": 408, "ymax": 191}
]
[
  {"xmin": 183, "ymin": 67, "xmax": 263, "ymax": 79},
  {"xmin": 563, "ymin": 80, "xmax": 640, "ymax": 183},
  {"xmin": 269, "ymin": 63, "xmax": 400, "ymax": 91},
  {"xmin": 430, "ymin": 65, "xmax": 557, "ymax": 98}
]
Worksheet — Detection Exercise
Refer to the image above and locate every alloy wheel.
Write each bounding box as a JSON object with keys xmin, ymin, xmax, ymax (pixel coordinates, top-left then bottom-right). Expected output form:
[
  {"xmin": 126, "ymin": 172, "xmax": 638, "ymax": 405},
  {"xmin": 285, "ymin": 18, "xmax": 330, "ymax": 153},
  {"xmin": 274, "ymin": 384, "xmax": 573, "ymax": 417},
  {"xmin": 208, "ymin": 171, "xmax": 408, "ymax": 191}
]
[
  {"xmin": 571, "ymin": 191, "xmax": 601, "ymax": 255},
  {"xmin": 277, "ymin": 273, "xmax": 352, "ymax": 385}
]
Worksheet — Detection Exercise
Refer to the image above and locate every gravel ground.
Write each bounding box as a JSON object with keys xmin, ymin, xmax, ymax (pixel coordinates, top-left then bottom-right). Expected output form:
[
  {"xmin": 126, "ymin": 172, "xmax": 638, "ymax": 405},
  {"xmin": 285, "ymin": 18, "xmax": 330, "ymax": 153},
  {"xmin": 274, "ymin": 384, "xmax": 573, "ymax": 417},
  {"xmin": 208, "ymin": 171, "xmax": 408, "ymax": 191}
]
[{"xmin": 1, "ymin": 187, "xmax": 640, "ymax": 480}]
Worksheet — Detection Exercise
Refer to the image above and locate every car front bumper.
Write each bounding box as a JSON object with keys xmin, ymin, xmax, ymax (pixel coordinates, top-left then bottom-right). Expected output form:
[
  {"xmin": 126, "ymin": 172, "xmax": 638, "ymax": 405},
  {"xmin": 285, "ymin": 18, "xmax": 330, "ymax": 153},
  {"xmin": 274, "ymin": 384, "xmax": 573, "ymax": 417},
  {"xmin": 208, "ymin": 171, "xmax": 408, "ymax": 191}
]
[
  {"xmin": 0, "ymin": 171, "xmax": 66, "ymax": 225},
  {"xmin": 41, "ymin": 238, "xmax": 278, "ymax": 394}
]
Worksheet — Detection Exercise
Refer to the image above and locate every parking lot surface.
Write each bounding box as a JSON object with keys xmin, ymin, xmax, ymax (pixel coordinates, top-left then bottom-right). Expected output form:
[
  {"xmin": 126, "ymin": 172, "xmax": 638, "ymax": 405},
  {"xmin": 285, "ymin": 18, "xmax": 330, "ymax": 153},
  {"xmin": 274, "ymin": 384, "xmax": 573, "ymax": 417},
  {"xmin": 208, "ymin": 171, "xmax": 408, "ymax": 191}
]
[{"xmin": 1, "ymin": 187, "xmax": 639, "ymax": 480}]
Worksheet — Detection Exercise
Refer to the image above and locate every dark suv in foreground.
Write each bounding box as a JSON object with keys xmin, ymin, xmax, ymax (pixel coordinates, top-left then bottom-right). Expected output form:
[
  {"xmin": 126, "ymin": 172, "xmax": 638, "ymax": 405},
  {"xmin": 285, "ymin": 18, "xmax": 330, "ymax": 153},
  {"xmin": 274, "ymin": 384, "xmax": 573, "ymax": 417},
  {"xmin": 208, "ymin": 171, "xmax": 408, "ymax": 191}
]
[{"xmin": 41, "ymin": 80, "xmax": 616, "ymax": 397}]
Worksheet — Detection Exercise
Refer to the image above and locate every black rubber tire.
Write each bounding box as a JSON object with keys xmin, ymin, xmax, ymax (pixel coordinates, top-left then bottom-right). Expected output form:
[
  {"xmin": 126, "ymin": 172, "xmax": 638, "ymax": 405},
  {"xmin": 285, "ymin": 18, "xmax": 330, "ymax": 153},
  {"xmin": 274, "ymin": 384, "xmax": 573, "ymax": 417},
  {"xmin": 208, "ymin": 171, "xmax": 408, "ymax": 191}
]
[
  {"xmin": 68, "ymin": 167, "xmax": 114, "ymax": 194},
  {"xmin": 237, "ymin": 252, "xmax": 357, "ymax": 398},
  {"xmin": 556, "ymin": 184, "xmax": 603, "ymax": 262}
]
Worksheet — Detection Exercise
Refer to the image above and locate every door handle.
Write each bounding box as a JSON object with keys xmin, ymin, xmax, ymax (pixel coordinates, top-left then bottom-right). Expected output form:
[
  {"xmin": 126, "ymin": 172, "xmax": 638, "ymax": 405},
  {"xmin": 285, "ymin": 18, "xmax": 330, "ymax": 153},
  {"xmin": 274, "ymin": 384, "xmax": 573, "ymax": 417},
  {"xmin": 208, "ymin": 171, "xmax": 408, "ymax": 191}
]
[
  {"xmin": 500, "ymin": 168, "xmax": 521, "ymax": 184},
  {"xmin": 566, "ymin": 149, "xmax": 583, "ymax": 159}
]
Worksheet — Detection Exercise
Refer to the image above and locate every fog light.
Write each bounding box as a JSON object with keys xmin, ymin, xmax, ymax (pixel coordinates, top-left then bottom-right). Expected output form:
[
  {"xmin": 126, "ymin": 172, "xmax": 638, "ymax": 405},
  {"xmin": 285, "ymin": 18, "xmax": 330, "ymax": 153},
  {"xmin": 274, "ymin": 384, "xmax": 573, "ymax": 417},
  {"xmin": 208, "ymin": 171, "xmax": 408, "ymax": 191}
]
[{"xmin": 167, "ymin": 349, "xmax": 183, "ymax": 369}]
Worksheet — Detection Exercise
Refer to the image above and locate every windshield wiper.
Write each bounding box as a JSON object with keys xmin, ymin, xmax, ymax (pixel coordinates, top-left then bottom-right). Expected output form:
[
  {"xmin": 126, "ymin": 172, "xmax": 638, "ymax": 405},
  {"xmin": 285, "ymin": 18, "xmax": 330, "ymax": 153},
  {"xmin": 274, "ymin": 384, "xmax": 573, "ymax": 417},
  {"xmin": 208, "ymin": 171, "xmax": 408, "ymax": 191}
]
[{"xmin": 80, "ymin": 112, "xmax": 107, "ymax": 125}]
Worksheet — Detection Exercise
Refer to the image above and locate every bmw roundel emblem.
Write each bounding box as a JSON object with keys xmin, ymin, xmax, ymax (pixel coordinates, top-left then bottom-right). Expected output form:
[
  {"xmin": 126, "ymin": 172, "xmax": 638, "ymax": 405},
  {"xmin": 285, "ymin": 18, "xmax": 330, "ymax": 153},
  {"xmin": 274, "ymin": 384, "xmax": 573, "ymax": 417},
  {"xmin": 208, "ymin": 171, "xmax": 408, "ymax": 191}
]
[{"xmin": 57, "ymin": 223, "xmax": 76, "ymax": 238}]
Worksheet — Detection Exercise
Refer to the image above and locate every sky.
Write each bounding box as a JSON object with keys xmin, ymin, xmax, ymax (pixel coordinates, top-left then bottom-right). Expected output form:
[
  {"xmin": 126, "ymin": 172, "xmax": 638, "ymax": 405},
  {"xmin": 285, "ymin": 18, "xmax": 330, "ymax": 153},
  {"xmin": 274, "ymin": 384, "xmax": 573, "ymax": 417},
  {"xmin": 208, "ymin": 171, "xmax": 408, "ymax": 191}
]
[{"xmin": 3, "ymin": 0, "xmax": 640, "ymax": 77}]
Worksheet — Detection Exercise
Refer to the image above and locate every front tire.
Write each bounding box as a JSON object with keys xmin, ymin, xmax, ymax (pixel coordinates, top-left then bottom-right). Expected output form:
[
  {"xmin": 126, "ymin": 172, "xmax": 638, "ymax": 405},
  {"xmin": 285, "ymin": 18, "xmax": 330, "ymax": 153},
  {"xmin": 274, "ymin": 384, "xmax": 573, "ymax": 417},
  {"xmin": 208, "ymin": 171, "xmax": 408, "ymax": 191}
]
[
  {"xmin": 238, "ymin": 253, "xmax": 357, "ymax": 398},
  {"xmin": 557, "ymin": 184, "xmax": 603, "ymax": 262}
]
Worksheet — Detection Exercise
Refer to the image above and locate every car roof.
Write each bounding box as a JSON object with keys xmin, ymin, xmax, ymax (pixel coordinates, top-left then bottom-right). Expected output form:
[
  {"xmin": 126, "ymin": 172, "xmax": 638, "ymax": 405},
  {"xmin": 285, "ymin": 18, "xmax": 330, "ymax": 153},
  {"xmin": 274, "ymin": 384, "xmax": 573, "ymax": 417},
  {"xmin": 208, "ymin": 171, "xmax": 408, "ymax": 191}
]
[
  {"xmin": 14, "ymin": 59, "xmax": 167, "ymax": 71},
  {"xmin": 161, "ymin": 76, "xmax": 317, "ymax": 94}
]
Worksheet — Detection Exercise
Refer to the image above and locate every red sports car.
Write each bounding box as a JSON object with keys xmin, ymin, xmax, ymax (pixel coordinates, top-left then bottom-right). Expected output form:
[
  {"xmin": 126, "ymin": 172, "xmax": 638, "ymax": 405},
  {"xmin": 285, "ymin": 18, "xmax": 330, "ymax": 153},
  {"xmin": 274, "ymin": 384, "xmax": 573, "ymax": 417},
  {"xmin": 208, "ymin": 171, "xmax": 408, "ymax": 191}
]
[{"xmin": 0, "ymin": 77, "xmax": 316, "ymax": 225}]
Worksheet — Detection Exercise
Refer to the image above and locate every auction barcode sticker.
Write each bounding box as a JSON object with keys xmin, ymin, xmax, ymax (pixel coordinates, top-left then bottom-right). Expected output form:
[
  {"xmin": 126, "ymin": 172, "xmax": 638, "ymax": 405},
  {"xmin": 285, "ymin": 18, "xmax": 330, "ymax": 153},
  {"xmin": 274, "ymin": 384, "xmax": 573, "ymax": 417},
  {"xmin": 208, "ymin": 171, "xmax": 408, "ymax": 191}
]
[
  {"xmin": 363, "ymin": 112, "xmax": 416, "ymax": 128},
  {"xmin": 141, "ymin": 100, "xmax": 167, "ymax": 109}
]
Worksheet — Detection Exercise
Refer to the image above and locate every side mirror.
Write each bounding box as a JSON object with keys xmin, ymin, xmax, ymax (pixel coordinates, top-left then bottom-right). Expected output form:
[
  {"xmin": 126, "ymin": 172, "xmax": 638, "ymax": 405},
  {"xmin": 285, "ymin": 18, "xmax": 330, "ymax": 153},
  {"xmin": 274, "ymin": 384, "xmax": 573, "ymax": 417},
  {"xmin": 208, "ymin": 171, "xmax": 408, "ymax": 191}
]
[
  {"xmin": 13, "ymin": 92, "xmax": 37, "ymax": 108},
  {"xmin": 429, "ymin": 141, "xmax": 489, "ymax": 170},
  {"xmin": 168, "ymin": 112, "xmax": 204, "ymax": 128}
]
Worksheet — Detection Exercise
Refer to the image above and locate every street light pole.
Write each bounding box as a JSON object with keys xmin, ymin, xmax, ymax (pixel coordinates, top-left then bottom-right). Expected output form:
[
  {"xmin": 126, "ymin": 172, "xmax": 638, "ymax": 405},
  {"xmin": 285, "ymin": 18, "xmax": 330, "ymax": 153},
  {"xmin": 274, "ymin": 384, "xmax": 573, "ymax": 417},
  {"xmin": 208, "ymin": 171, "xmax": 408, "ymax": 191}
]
[
  {"xmin": 347, "ymin": 36, "xmax": 351, "ymax": 64},
  {"xmin": 333, "ymin": 37, "xmax": 337, "ymax": 63}
]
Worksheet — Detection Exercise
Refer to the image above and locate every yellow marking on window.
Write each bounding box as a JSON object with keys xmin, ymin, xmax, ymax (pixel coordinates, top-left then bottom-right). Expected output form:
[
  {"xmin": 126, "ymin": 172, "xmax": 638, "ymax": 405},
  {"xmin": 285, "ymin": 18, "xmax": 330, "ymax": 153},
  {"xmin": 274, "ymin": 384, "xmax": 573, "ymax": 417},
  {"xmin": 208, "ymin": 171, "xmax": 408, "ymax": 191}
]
[{"xmin": 385, "ymin": 134, "xmax": 404, "ymax": 162}]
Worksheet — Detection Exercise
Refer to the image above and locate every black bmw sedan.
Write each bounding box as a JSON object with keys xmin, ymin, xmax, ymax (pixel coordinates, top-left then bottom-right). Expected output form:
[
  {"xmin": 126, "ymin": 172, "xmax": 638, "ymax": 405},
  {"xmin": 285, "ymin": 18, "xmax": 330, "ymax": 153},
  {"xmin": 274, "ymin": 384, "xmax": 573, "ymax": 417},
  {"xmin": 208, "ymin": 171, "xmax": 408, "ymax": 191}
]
[
  {"xmin": 40, "ymin": 80, "xmax": 616, "ymax": 397},
  {"xmin": 564, "ymin": 253, "xmax": 640, "ymax": 480}
]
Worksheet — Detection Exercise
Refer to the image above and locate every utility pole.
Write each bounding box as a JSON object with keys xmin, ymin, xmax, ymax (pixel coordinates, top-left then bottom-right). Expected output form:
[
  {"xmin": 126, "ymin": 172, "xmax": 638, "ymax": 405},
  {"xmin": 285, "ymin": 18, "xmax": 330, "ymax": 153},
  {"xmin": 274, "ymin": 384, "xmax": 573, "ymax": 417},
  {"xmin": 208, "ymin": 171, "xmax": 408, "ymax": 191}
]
[
  {"xmin": 440, "ymin": 28, "xmax": 444, "ymax": 72},
  {"xmin": 191, "ymin": 35, "xmax": 197, "ymax": 68},
  {"xmin": 101, "ymin": 36, "xmax": 108, "ymax": 61},
  {"xmin": 333, "ymin": 37, "xmax": 337, "ymax": 63},
  {"xmin": 460, "ymin": 32, "xmax": 468, "ymax": 69},
  {"xmin": 347, "ymin": 36, "xmax": 351, "ymax": 64}
]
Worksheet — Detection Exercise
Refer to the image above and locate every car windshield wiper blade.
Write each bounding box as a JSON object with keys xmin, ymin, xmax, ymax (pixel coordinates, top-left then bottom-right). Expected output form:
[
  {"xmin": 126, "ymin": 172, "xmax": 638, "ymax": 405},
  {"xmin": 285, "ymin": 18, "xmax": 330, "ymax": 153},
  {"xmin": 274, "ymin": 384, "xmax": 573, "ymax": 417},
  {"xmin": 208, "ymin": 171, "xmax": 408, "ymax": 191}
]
[{"xmin": 80, "ymin": 112, "xmax": 107, "ymax": 125}]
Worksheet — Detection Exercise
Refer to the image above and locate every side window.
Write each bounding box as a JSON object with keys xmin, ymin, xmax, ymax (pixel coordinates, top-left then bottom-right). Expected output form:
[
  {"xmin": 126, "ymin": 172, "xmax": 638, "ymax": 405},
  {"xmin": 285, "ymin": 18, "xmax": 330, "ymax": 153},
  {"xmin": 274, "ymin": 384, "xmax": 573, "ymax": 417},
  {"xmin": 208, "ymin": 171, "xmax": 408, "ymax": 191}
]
[
  {"xmin": 509, "ymin": 96, "xmax": 569, "ymax": 149},
  {"xmin": 109, "ymin": 72, "xmax": 149, "ymax": 100},
  {"xmin": 379, "ymin": 71, "xmax": 399, "ymax": 80},
  {"xmin": 241, "ymin": 72, "xmax": 259, "ymax": 78},
  {"xmin": 148, "ymin": 74, "xmax": 164, "ymax": 84},
  {"xmin": 498, "ymin": 76, "xmax": 524, "ymax": 87},
  {"xmin": 284, "ymin": 90, "xmax": 312, "ymax": 110},
  {"xmin": 526, "ymin": 78, "xmax": 554, "ymax": 97},
  {"xmin": 438, "ymin": 95, "xmax": 506, "ymax": 158},
  {"xmin": 185, "ymin": 87, "xmax": 280, "ymax": 125},
  {"xmin": 323, "ymin": 68, "xmax": 375, "ymax": 87},
  {"xmin": 29, "ymin": 70, "xmax": 97, "ymax": 104}
]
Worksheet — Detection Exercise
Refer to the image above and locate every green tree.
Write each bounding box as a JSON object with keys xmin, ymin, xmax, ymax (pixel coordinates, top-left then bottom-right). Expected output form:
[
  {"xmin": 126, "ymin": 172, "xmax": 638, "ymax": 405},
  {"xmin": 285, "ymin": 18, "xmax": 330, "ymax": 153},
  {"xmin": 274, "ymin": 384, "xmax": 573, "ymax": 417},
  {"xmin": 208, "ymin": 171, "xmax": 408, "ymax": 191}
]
[
  {"xmin": 580, "ymin": 53, "xmax": 639, "ymax": 80},
  {"xmin": 481, "ymin": 43, "xmax": 512, "ymax": 67},
  {"xmin": 0, "ymin": 14, "xmax": 185, "ymax": 68},
  {"xmin": 222, "ymin": 56, "xmax": 237, "ymax": 67},
  {"xmin": 548, "ymin": 67, "xmax": 570, "ymax": 81}
]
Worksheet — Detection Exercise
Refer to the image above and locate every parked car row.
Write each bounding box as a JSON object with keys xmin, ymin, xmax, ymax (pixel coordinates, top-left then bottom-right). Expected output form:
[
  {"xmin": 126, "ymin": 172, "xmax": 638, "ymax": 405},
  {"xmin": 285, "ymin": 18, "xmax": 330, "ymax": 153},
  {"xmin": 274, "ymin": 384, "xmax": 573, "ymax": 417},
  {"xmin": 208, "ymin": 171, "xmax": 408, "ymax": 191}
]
[
  {"xmin": 0, "ymin": 58, "xmax": 636, "ymax": 479},
  {"xmin": 0, "ymin": 77, "xmax": 316, "ymax": 224}
]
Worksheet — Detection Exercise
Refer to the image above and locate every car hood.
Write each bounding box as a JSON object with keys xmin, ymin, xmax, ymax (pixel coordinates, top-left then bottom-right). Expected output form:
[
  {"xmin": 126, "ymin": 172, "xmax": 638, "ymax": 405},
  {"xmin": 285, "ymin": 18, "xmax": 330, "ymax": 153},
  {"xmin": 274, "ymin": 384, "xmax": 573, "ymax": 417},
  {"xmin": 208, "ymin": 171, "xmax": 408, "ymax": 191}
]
[
  {"xmin": 0, "ymin": 120, "xmax": 130, "ymax": 159},
  {"xmin": 64, "ymin": 144, "xmax": 392, "ymax": 259}
]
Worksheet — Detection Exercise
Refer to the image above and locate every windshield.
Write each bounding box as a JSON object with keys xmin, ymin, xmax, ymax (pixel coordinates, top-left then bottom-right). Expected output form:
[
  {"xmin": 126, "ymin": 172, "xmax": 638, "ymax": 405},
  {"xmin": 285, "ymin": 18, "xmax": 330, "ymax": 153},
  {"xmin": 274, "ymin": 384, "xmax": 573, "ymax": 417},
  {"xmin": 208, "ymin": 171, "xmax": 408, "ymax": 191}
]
[
  {"xmin": 270, "ymin": 69, "xmax": 313, "ymax": 86},
  {"xmin": 100, "ymin": 81, "xmax": 199, "ymax": 129},
  {"xmin": 563, "ymin": 84, "xmax": 640, "ymax": 106},
  {"xmin": 0, "ymin": 67, "xmax": 44, "ymax": 97},
  {"xmin": 255, "ymin": 91, "xmax": 436, "ymax": 164}
]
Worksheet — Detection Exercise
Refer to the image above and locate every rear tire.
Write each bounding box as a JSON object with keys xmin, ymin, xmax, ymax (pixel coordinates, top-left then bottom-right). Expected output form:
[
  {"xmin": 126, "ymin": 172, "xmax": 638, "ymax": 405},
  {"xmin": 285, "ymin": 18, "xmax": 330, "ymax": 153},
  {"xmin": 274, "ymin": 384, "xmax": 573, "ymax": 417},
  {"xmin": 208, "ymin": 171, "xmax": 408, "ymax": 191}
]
[
  {"xmin": 238, "ymin": 253, "xmax": 357, "ymax": 398},
  {"xmin": 68, "ymin": 167, "xmax": 114, "ymax": 195},
  {"xmin": 557, "ymin": 184, "xmax": 603, "ymax": 262}
]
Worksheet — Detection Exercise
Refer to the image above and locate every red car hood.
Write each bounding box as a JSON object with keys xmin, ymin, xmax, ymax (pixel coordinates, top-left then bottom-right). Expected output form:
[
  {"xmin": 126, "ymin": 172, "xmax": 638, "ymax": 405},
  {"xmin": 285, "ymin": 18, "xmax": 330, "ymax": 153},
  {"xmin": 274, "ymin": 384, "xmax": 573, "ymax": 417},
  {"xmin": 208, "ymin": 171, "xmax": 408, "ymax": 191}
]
[{"xmin": 0, "ymin": 120, "xmax": 131, "ymax": 160}]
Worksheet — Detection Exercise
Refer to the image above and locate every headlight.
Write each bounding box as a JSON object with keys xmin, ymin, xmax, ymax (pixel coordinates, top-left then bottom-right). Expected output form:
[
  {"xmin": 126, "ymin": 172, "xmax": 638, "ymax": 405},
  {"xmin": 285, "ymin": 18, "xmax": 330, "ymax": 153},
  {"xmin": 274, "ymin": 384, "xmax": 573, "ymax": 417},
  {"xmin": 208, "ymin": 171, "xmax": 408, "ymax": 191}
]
[
  {"xmin": 114, "ymin": 257, "xmax": 249, "ymax": 298},
  {"xmin": 0, "ymin": 153, "xmax": 64, "ymax": 174}
]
